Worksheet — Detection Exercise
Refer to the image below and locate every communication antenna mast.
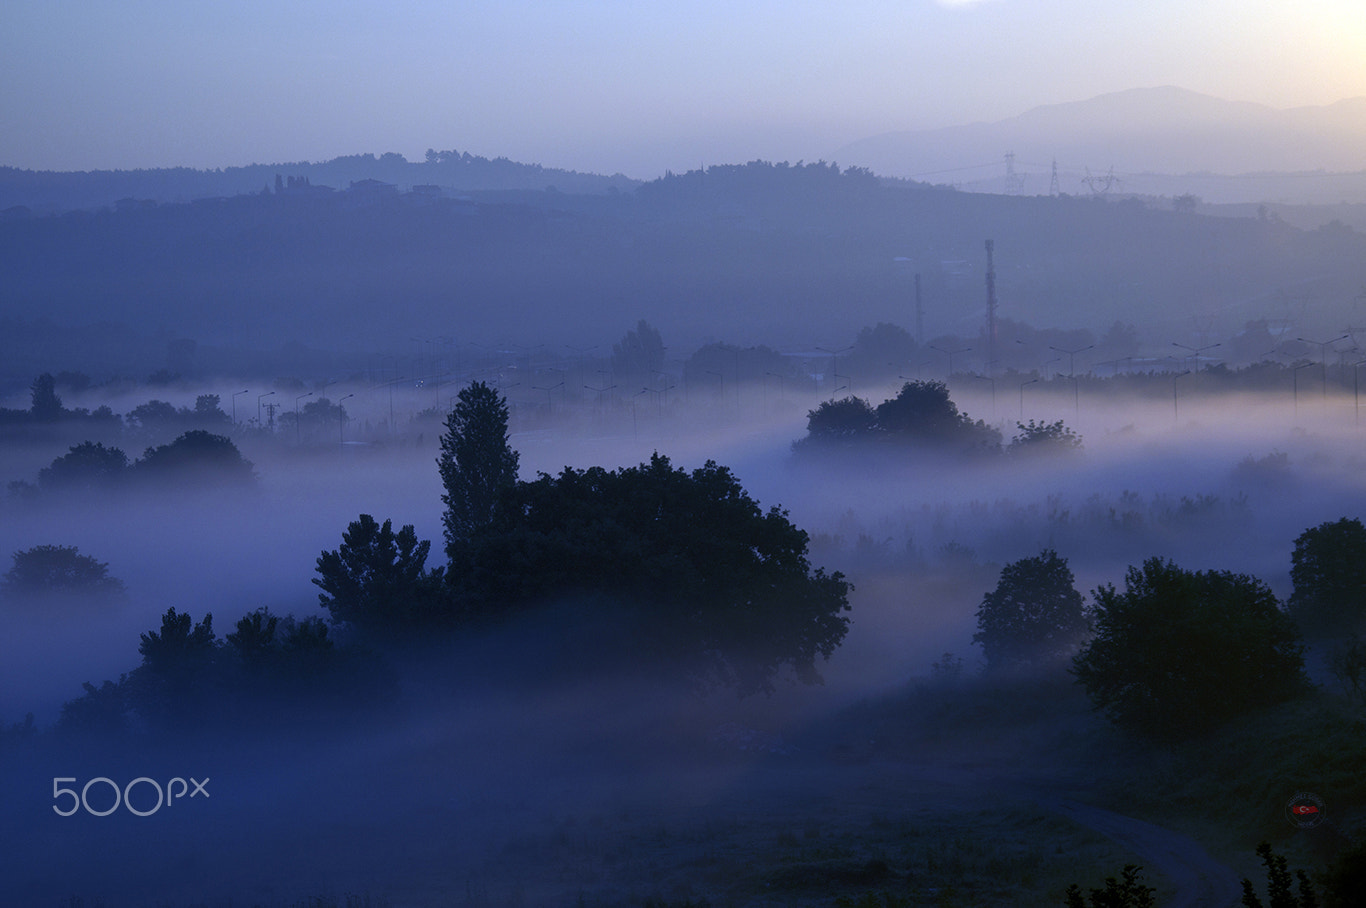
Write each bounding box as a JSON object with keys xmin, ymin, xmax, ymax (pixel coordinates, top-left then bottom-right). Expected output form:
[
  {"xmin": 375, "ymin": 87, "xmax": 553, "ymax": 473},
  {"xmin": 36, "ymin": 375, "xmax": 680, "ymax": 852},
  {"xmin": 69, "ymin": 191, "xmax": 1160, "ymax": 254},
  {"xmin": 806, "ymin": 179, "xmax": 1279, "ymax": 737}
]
[
  {"xmin": 1049, "ymin": 158, "xmax": 1060, "ymax": 196},
  {"xmin": 1004, "ymin": 152, "xmax": 1026, "ymax": 195},
  {"xmin": 985, "ymin": 240, "xmax": 998, "ymax": 375}
]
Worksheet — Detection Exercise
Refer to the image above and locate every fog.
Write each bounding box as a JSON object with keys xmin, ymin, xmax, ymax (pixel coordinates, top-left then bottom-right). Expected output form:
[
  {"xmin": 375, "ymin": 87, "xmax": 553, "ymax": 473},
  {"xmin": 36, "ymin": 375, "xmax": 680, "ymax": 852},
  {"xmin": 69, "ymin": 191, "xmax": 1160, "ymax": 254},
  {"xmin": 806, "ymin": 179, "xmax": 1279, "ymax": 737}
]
[{"xmin": 2, "ymin": 368, "xmax": 1363, "ymax": 905}]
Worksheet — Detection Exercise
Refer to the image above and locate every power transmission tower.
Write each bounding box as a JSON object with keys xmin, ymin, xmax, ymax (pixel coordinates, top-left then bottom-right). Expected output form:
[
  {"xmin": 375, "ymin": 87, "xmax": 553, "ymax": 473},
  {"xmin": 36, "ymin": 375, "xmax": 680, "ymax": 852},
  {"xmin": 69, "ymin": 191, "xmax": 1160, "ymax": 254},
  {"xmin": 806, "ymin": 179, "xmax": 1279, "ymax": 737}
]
[
  {"xmin": 1049, "ymin": 158, "xmax": 1060, "ymax": 196},
  {"xmin": 1004, "ymin": 152, "xmax": 1026, "ymax": 195},
  {"xmin": 1082, "ymin": 166, "xmax": 1121, "ymax": 197}
]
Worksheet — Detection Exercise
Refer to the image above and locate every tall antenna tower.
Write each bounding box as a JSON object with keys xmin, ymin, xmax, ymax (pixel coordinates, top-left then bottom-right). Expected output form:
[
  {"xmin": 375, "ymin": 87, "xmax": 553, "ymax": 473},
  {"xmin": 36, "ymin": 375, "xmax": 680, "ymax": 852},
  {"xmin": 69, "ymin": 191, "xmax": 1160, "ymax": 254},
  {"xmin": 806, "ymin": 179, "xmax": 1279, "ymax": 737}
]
[
  {"xmin": 1049, "ymin": 158, "xmax": 1060, "ymax": 196},
  {"xmin": 985, "ymin": 239, "xmax": 998, "ymax": 375}
]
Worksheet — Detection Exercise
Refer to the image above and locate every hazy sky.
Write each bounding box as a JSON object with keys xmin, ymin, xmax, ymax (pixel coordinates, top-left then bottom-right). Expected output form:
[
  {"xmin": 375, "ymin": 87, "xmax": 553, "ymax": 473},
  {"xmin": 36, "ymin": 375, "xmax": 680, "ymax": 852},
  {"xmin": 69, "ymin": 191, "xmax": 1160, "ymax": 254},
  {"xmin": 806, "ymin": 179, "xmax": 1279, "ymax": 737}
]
[{"xmin": 3, "ymin": 0, "xmax": 1364, "ymax": 178}]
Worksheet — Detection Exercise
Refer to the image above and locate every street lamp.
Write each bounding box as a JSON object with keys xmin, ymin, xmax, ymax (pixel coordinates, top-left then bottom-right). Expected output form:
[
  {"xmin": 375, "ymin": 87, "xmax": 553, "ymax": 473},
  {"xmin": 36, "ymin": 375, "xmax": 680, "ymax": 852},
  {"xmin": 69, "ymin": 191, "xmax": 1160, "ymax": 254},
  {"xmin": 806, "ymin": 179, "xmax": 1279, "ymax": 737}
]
[
  {"xmin": 971, "ymin": 373, "xmax": 996, "ymax": 419},
  {"xmin": 816, "ymin": 345, "xmax": 852, "ymax": 393},
  {"xmin": 532, "ymin": 381, "xmax": 563, "ymax": 410},
  {"xmin": 1019, "ymin": 377, "xmax": 1040, "ymax": 420},
  {"xmin": 1297, "ymin": 334, "xmax": 1349, "ymax": 400},
  {"xmin": 1355, "ymin": 359, "xmax": 1366, "ymax": 428},
  {"xmin": 1049, "ymin": 344, "xmax": 1093, "ymax": 378},
  {"xmin": 705, "ymin": 370, "xmax": 724, "ymax": 402},
  {"xmin": 338, "ymin": 393, "xmax": 354, "ymax": 444},
  {"xmin": 231, "ymin": 389, "xmax": 249, "ymax": 425},
  {"xmin": 1293, "ymin": 362, "xmax": 1316, "ymax": 420},
  {"xmin": 1050, "ymin": 344, "xmax": 1093, "ymax": 417},
  {"xmin": 294, "ymin": 392, "xmax": 313, "ymax": 443},
  {"xmin": 1172, "ymin": 370, "xmax": 1192, "ymax": 423},
  {"xmin": 930, "ymin": 343, "xmax": 971, "ymax": 379},
  {"xmin": 1172, "ymin": 341, "xmax": 1221, "ymax": 373}
]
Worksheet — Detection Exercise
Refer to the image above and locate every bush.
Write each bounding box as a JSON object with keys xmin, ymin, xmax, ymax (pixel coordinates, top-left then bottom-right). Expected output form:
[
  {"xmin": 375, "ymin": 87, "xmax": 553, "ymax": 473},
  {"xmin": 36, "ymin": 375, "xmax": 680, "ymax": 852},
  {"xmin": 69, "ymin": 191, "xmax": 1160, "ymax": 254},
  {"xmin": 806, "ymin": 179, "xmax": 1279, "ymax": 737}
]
[
  {"xmin": 1009, "ymin": 419, "xmax": 1082, "ymax": 455},
  {"xmin": 1072, "ymin": 558, "xmax": 1309, "ymax": 739}
]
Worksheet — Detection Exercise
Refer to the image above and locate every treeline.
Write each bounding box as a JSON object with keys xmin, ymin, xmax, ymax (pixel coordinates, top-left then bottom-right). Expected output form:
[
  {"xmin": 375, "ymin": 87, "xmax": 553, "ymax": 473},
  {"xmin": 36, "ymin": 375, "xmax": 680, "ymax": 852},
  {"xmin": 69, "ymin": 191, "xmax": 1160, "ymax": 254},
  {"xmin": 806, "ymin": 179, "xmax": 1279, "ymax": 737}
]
[
  {"xmin": 793, "ymin": 380, "xmax": 1081, "ymax": 458},
  {"xmin": 0, "ymin": 150, "xmax": 638, "ymax": 213},
  {"xmin": 969, "ymin": 517, "xmax": 1366, "ymax": 739},
  {"xmin": 3, "ymin": 381, "xmax": 850, "ymax": 743}
]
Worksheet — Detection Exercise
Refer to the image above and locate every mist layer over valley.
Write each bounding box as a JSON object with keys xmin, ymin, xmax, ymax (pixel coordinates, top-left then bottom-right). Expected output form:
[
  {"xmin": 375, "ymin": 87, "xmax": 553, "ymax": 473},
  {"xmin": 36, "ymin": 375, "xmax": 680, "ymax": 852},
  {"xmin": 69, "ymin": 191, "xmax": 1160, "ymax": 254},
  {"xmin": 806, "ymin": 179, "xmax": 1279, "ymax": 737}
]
[
  {"xmin": 4, "ymin": 349, "xmax": 1366, "ymax": 905},
  {"xmin": 3, "ymin": 129, "xmax": 1366, "ymax": 906}
]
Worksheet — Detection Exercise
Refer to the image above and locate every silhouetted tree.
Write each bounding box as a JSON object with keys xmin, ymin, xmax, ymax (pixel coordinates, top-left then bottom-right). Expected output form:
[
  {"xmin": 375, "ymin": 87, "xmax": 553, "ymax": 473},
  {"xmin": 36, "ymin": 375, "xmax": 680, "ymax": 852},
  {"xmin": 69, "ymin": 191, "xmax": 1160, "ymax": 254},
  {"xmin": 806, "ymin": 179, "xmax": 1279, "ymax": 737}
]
[
  {"xmin": 29, "ymin": 373, "xmax": 62, "ymax": 422},
  {"xmin": 126, "ymin": 399, "xmax": 181, "ymax": 430},
  {"xmin": 1289, "ymin": 517, "xmax": 1366, "ymax": 639},
  {"xmin": 1073, "ymin": 558, "xmax": 1308, "ymax": 739},
  {"xmin": 314, "ymin": 514, "xmax": 444, "ymax": 632},
  {"xmin": 683, "ymin": 341, "xmax": 788, "ymax": 392},
  {"xmin": 1238, "ymin": 842, "xmax": 1321, "ymax": 908},
  {"xmin": 1064, "ymin": 865, "xmax": 1156, "ymax": 908},
  {"xmin": 875, "ymin": 381, "xmax": 1001, "ymax": 451},
  {"xmin": 37, "ymin": 441, "xmax": 129, "ymax": 492},
  {"xmin": 792, "ymin": 396, "xmax": 878, "ymax": 452},
  {"xmin": 1, "ymin": 544, "xmax": 125, "ymax": 597},
  {"xmin": 974, "ymin": 550, "xmax": 1087, "ymax": 670},
  {"xmin": 611, "ymin": 319, "xmax": 665, "ymax": 384},
  {"xmin": 57, "ymin": 679, "xmax": 129, "ymax": 737},
  {"xmin": 1009, "ymin": 419, "xmax": 1083, "ymax": 455},
  {"xmin": 129, "ymin": 608, "xmax": 220, "ymax": 727},
  {"xmin": 192, "ymin": 394, "xmax": 231, "ymax": 425},
  {"xmin": 438, "ymin": 381, "xmax": 519, "ymax": 560},
  {"xmin": 846, "ymin": 322, "xmax": 917, "ymax": 382},
  {"xmin": 133, "ymin": 430, "xmax": 255, "ymax": 485},
  {"xmin": 225, "ymin": 608, "xmax": 279, "ymax": 671},
  {"xmin": 462, "ymin": 454, "xmax": 851, "ymax": 694}
]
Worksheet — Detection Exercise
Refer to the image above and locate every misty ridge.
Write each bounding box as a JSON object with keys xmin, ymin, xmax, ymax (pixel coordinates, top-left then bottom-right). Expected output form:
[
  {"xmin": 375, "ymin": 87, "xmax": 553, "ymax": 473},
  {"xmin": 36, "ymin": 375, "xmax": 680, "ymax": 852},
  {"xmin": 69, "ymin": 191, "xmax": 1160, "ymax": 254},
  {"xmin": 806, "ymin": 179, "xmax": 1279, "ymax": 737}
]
[{"xmin": 3, "ymin": 129, "xmax": 1366, "ymax": 904}]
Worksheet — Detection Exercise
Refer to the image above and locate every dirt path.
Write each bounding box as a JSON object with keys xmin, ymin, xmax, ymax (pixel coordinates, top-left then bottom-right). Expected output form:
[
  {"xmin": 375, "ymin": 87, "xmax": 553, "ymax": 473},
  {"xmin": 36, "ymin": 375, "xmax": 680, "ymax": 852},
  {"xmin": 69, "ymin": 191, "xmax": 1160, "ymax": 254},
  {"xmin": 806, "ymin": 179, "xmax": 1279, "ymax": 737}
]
[{"xmin": 1042, "ymin": 796, "xmax": 1243, "ymax": 908}]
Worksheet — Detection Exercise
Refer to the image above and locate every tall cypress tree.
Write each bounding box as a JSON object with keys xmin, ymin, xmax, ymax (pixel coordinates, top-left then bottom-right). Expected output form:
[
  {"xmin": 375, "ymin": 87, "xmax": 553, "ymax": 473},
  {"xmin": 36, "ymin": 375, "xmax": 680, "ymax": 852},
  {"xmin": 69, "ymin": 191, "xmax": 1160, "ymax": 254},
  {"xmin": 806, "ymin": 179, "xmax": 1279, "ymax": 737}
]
[{"xmin": 438, "ymin": 381, "xmax": 520, "ymax": 562}]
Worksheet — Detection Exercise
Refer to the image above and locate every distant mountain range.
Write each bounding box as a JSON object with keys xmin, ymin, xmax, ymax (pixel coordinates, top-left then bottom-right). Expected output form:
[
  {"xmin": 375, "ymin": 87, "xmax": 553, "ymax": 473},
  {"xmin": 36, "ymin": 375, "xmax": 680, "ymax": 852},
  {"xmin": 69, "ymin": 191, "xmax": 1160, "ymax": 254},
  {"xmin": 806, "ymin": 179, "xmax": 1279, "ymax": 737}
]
[{"xmin": 837, "ymin": 87, "xmax": 1366, "ymax": 202}]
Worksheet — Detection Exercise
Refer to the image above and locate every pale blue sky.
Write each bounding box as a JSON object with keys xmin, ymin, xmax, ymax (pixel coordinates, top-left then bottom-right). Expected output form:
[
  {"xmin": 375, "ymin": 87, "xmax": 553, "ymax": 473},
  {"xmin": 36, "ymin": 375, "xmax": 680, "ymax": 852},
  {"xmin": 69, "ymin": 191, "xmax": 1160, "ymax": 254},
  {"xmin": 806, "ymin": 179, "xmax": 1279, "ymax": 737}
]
[{"xmin": 2, "ymin": 0, "xmax": 1363, "ymax": 177}]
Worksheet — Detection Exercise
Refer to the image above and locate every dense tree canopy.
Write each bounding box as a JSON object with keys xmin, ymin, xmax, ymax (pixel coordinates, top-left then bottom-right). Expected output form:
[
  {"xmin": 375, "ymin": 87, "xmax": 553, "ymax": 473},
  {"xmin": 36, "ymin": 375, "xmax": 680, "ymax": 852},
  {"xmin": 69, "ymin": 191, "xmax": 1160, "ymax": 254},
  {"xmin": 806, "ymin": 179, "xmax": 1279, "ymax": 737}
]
[
  {"xmin": 1289, "ymin": 517, "xmax": 1366, "ymax": 638},
  {"xmin": 973, "ymin": 549, "xmax": 1087, "ymax": 670},
  {"xmin": 460, "ymin": 453, "xmax": 851, "ymax": 694},
  {"xmin": 1072, "ymin": 558, "xmax": 1308, "ymax": 739},
  {"xmin": 875, "ymin": 381, "xmax": 1000, "ymax": 450},
  {"xmin": 1, "ymin": 544, "xmax": 125, "ymax": 597},
  {"xmin": 134, "ymin": 430, "xmax": 255, "ymax": 485},
  {"xmin": 314, "ymin": 514, "xmax": 444, "ymax": 633},
  {"xmin": 793, "ymin": 381, "xmax": 1000, "ymax": 455},
  {"xmin": 845, "ymin": 322, "xmax": 918, "ymax": 383},
  {"xmin": 610, "ymin": 319, "xmax": 665, "ymax": 384},
  {"xmin": 37, "ymin": 442, "xmax": 129, "ymax": 492},
  {"xmin": 794, "ymin": 396, "xmax": 879, "ymax": 451},
  {"xmin": 438, "ymin": 381, "xmax": 520, "ymax": 560}
]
